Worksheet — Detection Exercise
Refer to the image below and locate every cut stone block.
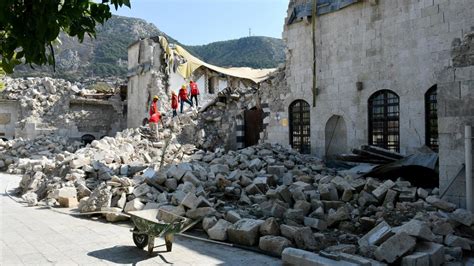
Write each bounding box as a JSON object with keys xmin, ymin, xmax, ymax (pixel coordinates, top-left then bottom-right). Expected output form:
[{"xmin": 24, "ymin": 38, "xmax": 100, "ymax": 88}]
[
  {"xmin": 415, "ymin": 242, "xmax": 445, "ymax": 266},
  {"xmin": 207, "ymin": 219, "xmax": 232, "ymax": 241},
  {"xmin": 358, "ymin": 221, "xmax": 393, "ymax": 247},
  {"xmin": 227, "ymin": 219, "xmax": 265, "ymax": 246},
  {"xmin": 282, "ymin": 248, "xmax": 358, "ymax": 266},
  {"xmin": 259, "ymin": 236, "xmax": 292, "ymax": 257},
  {"xmin": 374, "ymin": 232, "xmax": 417, "ymax": 263},
  {"xmin": 393, "ymin": 219, "xmax": 435, "ymax": 241}
]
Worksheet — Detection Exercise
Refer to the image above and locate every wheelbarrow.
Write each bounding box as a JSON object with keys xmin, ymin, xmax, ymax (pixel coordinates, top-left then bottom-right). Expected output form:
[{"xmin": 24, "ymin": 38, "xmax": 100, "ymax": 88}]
[{"xmin": 128, "ymin": 208, "xmax": 194, "ymax": 255}]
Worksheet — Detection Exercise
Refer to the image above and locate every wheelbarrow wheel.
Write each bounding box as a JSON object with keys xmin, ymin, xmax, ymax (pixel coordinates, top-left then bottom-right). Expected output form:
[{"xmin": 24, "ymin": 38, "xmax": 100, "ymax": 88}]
[{"xmin": 132, "ymin": 227, "xmax": 148, "ymax": 249}]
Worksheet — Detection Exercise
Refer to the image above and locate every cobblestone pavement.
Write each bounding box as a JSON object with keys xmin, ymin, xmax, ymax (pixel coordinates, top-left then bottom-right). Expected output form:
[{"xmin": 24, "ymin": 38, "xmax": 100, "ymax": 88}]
[{"xmin": 0, "ymin": 173, "xmax": 280, "ymax": 265}]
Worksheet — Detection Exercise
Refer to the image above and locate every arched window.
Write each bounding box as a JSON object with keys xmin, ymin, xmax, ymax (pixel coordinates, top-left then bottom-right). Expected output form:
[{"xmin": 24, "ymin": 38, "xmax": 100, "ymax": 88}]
[
  {"xmin": 368, "ymin": 90, "xmax": 400, "ymax": 152},
  {"xmin": 425, "ymin": 85, "xmax": 438, "ymax": 152},
  {"xmin": 289, "ymin": 100, "xmax": 311, "ymax": 154}
]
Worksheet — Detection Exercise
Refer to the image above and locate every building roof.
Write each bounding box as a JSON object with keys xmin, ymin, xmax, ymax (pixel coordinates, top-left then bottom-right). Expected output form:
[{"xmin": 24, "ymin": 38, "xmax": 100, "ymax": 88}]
[{"xmin": 159, "ymin": 36, "xmax": 276, "ymax": 84}]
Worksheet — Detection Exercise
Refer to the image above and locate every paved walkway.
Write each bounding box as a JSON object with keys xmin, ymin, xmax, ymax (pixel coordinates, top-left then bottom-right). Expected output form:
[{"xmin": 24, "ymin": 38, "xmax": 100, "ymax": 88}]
[{"xmin": 0, "ymin": 173, "xmax": 280, "ymax": 265}]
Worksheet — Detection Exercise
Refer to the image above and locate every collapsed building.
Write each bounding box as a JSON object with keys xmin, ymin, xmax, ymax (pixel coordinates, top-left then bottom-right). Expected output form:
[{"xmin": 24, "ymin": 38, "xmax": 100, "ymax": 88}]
[
  {"xmin": 126, "ymin": 36, "xmax": 275, "ymax": 134},
  {"xmin": 0, "ymin": 77, "xmax": 127, "ymax": 143}
]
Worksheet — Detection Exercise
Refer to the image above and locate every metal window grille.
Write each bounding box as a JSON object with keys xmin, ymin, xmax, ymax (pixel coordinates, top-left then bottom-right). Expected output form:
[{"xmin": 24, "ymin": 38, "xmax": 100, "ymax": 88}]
[
  {"xmin": 289, "ymin": 100, "xmax": 311, "ymax": 154},
  {"xmin": 425, "ymin": 85, "xmax": 438, "ymax": 152},
  {"xmin": 368, "ymin": 90, "xmax": 400, "ymax": 152}
]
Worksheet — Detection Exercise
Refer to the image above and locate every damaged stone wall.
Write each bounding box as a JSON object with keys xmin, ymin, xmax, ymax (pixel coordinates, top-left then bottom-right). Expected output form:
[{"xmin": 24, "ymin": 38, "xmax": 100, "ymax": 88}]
[
  {"xmin": 0, "ymin": 100, "xmax": 20, "ymax": 140},
  {"xmin": 438, "ymin": 31, "xmax": 474, "ymax": 207},
  {"xmin": 268, "ymin": 0, "xmax": 474, "ymax": 157},
  {"xmin": 126, "ymin": 37, "xmax": 262, "ymax": 130},
  {"xmin": 0, "ymin": 77, "xmax": 127, "ymax": 141}
]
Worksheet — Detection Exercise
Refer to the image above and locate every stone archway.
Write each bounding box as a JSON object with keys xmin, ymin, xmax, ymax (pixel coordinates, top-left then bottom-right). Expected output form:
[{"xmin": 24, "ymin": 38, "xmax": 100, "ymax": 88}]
[{"xmin": 325, "ymin": 115, "xmax": 348, "ymax": 157}]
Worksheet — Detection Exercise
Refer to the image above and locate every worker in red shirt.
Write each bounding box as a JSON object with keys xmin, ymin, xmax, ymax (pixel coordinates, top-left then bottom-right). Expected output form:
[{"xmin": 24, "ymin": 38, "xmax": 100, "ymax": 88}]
[
  {"xmin": 189, "ymin": 80, "xmax": 200, "ymax": 108},
  {"xmin": 149, "ymin": 95, "xmax": 162, "ymax": 139},
  {"xmin": 179, "ymin": 84, "xmax": 192, "ymax": 113},
  {"xmin": 171, "ymin": 91, "xmax": 178, "ymax": 117}
]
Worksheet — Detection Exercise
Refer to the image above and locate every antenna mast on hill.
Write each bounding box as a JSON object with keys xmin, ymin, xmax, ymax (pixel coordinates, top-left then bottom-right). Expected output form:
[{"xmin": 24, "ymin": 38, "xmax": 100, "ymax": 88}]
[{"xmin": 249, "ymin": 28, "xmax": 252, "ymax": 37}]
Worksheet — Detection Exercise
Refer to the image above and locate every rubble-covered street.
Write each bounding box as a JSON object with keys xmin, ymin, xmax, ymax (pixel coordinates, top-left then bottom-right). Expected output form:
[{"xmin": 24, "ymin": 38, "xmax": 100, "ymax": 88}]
[
  {"xmin": 1, "ymin": 0, "xmax": 474, "ymax": 265},
  {"xmin": 0, "ymin": 173, "xmax": 279, "ymax": 265}
]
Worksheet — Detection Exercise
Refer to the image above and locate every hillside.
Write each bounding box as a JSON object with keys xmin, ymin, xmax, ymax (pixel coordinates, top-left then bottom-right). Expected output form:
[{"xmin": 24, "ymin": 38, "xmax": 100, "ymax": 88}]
[
  {"xmin": 185, "ymin": 36, "xmax": 285, "ymax": 69},
  {"xmin": 13, "ymin": 16, "xmax": 168, "ymax": 80},
  {"xmin": 13, "ymin": 16, "xmax": 285, "ymax": 80}
]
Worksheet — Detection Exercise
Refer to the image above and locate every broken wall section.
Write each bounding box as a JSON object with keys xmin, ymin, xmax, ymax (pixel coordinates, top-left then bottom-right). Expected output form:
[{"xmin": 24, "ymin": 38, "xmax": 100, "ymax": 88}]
[
  {"xmin": 438, "ymin": 31, "xmax": 474, "ymax": 207},
  {"xmin": 1, "ymin": 77, "xmax": 127, "ymax": 141}
]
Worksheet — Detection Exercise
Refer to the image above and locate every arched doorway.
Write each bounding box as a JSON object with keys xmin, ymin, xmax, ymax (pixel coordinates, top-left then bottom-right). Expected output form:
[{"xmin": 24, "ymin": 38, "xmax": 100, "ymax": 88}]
[
  {"xmin": 289, "ymin": 100, "xmax": 311, "ymax": 154},
  {"xmin": 368, "ymin": 90, "xmax": 400, "ymax": 152},
  {"xmin": 81, "ymin": 134, "xmax": 96, "ymax": 146},
  {"xmin": 325, "ymin": 115, "xmax": 348, "ymax": 157}
]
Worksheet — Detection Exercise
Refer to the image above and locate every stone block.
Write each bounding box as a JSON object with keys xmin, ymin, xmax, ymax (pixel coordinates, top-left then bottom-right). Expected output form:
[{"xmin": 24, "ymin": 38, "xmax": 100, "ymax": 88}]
[
  {"xmin": 415, "ymin": 241, "xmax": 445, "ymax": 266},
  {"xmin": 185, "ymin": 207, "xmax": 216, "ymax": 219},
  {"xmin": 181, "ymin": 192, "xmax": 199, "ymax": 210},
  {"xmin": 358, "ymin": 221, "xmax": 393, "ymax": 247},
  {"xmin": 280, "ymin": 224, "xmax": 298, "ymax": 241},
  {"xmin": 293, "ymin": 227, "xmax": 318, "ymax": 251},
  {"xmin": 372, "ymin": 180, "xmax": 395, "ymax": 200},
  {"xmin": 304, "ymin": 217, "xmax": 327, "ymax": 231},
  {"xmin": 267, "ymin": 165, "xmax": 286, "ymax": 178},
  {"xmin": 282, "ymin": 248, "xmax": 358, "ymax": 266},
  {"xmin": 259, "ymin": 236, "xmax": 292, "ymax": 257},
  {"xmin": 207, "ymin": 219, "xmax": 232, "ymax": 241},
  {"xmin": 202, "ymin": 216, "xmax": 218, "ymax": 232},
  {"xmin": 259, "ymin": 217, "xmax": 280, "ymax": 236},
  {"xmin": 426, "ymin": 196, "xmax": 456, "ymax": 211},
  {"xmin": 58, "ymin": 197, "xmax": 79, "ymax": 208},
  {"xmin": 225, "ymin": 210, "xmax": 241, "ymax": 223},
  {"xmin": 227, "ymin": 219, "xmax": 265, "ymax": 246},
  {"xmin": 124, "ymin": 198, "xmax": 145, "ymax": 212},
  {"xmin": 449, "ymin": 208, "xmax": 473, "ymax": 226},
  {"xmin": 401, "ymin": 252, "xmax": 430, "ymax": 266},
  {"xmin": 374, "ymin": 232, "xmax": 417, "ymax": 263},
  {"xmin": 432, "ymin": 220, "xmax": 454, "ymax": 236},
  {"xmin": 133, "ymin": 183, "xmax": 151, "ymax": 197},
  {"xmin": 294, "ymin": 200, "xmax": 311, "ymax": 216},
  {"xmin": 444, "ymin": 234, "xmax": 472, "ymax": 250},
  {"xmin": 393, "ymin": 219, "xmax": 435, "ymax": 241},
  {"xmin": 182, "ymin": 171, "xmax": 201, "ymax": 186}
]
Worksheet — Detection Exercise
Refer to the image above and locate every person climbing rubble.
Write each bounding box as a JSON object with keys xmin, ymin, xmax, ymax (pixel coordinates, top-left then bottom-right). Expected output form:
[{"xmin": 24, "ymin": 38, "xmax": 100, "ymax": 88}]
[
  {"xmin": 149, "ymin": 95, "xmax": 162, "ymax": 139},
  {"xmin": 189, "ymin": 80, "xmax": 200, "ymax": 108},
  {"xmin": 179, "ymin": 84, "xmax": 192, "ymax": 113},
  {"xmin": 171, "ymin": 91, "xmax": 178, "ymax": 117}
]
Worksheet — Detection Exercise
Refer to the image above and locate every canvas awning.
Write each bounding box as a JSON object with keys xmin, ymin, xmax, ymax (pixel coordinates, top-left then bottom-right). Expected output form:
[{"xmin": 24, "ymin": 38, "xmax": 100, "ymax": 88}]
[{"xmin": 159, "ymin": 36, "xmax": 276, "ymax": 83}]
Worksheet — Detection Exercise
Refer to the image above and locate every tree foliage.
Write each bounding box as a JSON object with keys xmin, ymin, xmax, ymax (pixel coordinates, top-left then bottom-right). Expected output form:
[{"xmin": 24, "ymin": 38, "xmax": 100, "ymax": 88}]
[{"xmin": 0, "ymin": 0, "xmax": 131, "ymax": 73}]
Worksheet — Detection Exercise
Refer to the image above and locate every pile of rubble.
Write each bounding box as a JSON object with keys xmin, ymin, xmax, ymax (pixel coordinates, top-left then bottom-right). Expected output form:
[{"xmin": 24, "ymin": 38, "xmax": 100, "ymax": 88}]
[
  {"xmin": 0, "ymin": 135, "xmax": 81, "ymax": 173},
  {"xmin": 2, "ymin": 77, "xmax": 83, "ymax": 126},
  {"xmin": 1, "ymin": 77, "xmax": 123, "ymax": 134},
  {"xmin": 15, "ymin": 123, "xmax": 473, "ymax": 264}
]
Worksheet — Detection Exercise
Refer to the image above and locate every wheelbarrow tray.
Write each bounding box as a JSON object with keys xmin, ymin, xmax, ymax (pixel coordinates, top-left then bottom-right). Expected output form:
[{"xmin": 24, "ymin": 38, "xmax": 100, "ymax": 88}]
[{"xmin": 128, "ymin": 209, "xmax": 189, "ymax": 237}]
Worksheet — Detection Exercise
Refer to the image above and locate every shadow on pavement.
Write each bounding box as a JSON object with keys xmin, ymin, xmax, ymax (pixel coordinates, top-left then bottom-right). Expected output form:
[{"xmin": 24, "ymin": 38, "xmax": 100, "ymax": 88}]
[{"xmin": 87, "ymin": 245, "xmax": 173, "ymax": 265}]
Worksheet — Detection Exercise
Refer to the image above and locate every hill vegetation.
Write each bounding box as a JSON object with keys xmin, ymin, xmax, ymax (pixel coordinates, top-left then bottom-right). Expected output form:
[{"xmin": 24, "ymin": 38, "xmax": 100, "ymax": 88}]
[{"xmin": 12, "ymin": 16, "xmax": 285, "ymax": 80}]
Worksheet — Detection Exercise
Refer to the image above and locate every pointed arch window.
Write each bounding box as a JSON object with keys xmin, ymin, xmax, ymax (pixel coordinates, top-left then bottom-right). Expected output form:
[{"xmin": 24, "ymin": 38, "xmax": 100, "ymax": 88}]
[
  {"xmin": 425, "ymin": 85, "xmax": 438, "ymax": 152},
  {"xmin": 368, "ymin": 90, "xmax": 400, "ymax": 152}
]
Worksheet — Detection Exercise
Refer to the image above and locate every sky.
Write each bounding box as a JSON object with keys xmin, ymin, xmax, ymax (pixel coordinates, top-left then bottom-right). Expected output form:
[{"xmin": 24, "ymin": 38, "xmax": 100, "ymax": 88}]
[{"xmin": 113, "ymin": 0, "xmax": 290, "ymax": 45}]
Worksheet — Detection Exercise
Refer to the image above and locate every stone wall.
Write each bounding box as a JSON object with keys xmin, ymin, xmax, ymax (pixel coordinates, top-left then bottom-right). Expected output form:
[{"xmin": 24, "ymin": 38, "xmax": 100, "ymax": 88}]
[
  {"xmin": 1, "ymin": 77, "xmax": 126, "ymax": 141},
  {"xmin": 126, "ymin": 38, "xmax": 263, "ymax": 130},
  {"xmin": 263, "ymin": 0, "xmax": 474, "ymax": 157},
  {"xmin": 0, "ymin": 100, "xmax": 20, "ymax": 140},
  {"xmin": 438, "ymin": 31, "xmax": 474, "ymax": 207}
]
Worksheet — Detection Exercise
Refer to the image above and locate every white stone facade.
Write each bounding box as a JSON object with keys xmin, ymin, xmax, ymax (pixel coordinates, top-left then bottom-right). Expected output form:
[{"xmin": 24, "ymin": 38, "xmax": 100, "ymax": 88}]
[{"xmin": 264, "ymin": 0, "xmax": 473, "ymax": 156}]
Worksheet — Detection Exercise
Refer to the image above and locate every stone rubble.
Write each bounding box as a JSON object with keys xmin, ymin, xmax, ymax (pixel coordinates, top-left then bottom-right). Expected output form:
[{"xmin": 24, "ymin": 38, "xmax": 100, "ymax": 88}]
[{"xmin": 1, "ymin": 97, "xmax": 472, "ymax": 264}]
